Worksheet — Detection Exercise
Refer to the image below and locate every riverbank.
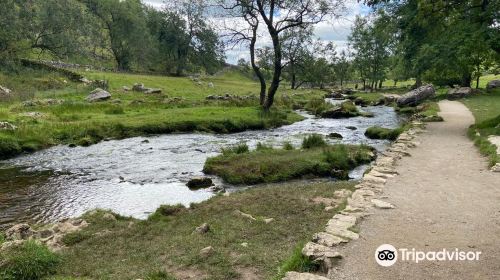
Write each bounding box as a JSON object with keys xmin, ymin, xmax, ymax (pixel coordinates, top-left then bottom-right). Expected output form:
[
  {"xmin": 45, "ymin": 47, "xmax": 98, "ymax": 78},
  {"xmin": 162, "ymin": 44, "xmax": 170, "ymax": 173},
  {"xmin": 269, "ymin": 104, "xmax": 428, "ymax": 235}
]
[
  {"xmin": 1, "ymin": 180, "xmax": 356, "ymax": 280},
  {"xmin": 0, "ymin": 68, "xmax": 321, "ymax": 160}
]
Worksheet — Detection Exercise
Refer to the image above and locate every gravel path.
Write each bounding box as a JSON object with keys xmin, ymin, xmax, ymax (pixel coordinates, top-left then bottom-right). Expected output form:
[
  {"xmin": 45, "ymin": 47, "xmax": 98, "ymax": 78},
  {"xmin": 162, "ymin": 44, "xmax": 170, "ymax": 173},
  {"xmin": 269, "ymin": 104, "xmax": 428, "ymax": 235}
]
[{"xmin": 328, "ymin": 100, "xmax": 500, "ymax": 279}]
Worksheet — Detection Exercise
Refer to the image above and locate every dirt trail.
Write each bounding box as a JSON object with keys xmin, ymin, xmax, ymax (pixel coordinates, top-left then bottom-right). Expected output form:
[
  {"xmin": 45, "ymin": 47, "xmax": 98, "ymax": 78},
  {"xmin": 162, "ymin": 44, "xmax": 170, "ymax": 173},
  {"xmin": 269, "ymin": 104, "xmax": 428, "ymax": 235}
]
[{"xmin": 329, "ymin": 100, "xmax": 500, "ymax": 279}]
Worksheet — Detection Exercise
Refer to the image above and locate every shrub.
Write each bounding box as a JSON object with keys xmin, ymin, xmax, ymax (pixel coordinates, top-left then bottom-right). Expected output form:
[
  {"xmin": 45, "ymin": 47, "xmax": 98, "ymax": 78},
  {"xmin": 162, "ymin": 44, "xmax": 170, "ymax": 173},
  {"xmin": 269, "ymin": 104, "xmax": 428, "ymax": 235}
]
[
  {"xmin": 0, "ymin": 241, "xmax": 60, "ymax": 280},
  {"xmin": 302, "ymin": 134, "xmax": 327, "ymax": 149},
  {"xmin": 282, "ymin": 141, "xmax": 294, "ymax": 150},
  {"xmin": 304, "ymin": 98, "xmax": 333, "ymax": 115},
  {"xmin": 0, "ymin": 136, "xmax": 22, "ymax": 159},
  {"xmin": 324, "ymin": 145, "xmax": 350, "ymax": 170}
]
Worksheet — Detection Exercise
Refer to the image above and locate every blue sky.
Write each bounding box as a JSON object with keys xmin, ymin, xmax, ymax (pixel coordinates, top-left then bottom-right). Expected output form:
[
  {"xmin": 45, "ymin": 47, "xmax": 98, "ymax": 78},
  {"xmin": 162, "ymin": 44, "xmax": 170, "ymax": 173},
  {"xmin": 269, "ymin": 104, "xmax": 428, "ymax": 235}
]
[{"xmin": 142, "ymin": 0, "xmax": 370, "ymax": 63}]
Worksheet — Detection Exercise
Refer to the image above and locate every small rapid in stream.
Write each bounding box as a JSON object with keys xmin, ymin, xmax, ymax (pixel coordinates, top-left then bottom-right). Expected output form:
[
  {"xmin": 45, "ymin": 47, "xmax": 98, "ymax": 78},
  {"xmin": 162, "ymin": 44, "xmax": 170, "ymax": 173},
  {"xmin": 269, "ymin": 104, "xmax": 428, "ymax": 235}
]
[{"xmin": 0, "ymin": 103, "xmax": 401, "ymax": 228}]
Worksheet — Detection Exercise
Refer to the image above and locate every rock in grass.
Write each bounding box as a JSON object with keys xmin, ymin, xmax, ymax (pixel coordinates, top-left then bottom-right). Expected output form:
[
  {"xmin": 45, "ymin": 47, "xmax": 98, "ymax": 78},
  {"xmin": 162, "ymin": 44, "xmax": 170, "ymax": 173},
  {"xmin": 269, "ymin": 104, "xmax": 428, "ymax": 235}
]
[
  {"xmin": 0, "ymin": 85, "xmax": 12, "ymax": 96},
  {"xmin": 397, "ymin": 85, "xmax": 435, "ymax": 106},
  {"xmin": 86, "ymin": 88, "xmax": 111, "ymax": 102},
  {"xmin": 195, "ymin": 223, "xmax": 210, "ymax": 234},
  {"xmin": 102, "ymin": 213, "xmax": 117, "ymax": 221},
  {"xmin": 0, "ymin": 121, "xmax": 17, "ymax": 130},
  {"xmin": 328, "ymin": 132, "xmax": 343, "ymax": 139},
  {"xmin": 199, "ymin": 246, "xmax": 214, "ymax": 258},
  {"xmin": 486, "ymin": 80, "xmax": 500, "ymax": 91},
  {"xmin": 321, "ymin": 101, "xmax": 359, "ymax": 119},
  {"xmin": 447, "ymin": 87, "xmax": 473, "ymax": 99},
  {"xmin": 364, "ymin": 126, "xmax": 401, "ymax": 140},
  {"xmin": 5, "ymin": 224, "xmax": 34, "ymax": 240},
  {"xmin": 187, "ymin": 177, "xmax": 213, "ymax": 189},
  {"xmin": 346, "ymin": 126, "xmax": 357, "ymax": 130}
]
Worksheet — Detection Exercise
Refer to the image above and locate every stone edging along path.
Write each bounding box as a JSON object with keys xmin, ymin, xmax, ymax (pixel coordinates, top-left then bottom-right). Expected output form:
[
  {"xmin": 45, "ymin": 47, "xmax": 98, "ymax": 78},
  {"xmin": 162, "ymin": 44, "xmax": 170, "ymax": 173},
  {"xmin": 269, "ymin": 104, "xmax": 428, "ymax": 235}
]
[{"xmin": 283, "ymin": 121, "xmax": 425, "ymax": 280}]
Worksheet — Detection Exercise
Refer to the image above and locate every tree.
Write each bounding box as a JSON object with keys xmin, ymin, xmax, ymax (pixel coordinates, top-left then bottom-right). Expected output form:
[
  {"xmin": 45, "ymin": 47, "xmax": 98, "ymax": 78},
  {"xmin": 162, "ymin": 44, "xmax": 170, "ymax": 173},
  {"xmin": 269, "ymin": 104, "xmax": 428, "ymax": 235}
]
[
  {"xmin": 333, "ymin": 50, "xmax": 351, "ymax": 87},
  {"xmin": 281, "ymin": 27, "xmax": 314, "ymax": 89},
  {"xmin": 81, "ymin": 0, "xmax": 154, "ymax": 71},
  {"xmin": 220, "ymin": 0, "xmax": 344, "ymax": 109}
]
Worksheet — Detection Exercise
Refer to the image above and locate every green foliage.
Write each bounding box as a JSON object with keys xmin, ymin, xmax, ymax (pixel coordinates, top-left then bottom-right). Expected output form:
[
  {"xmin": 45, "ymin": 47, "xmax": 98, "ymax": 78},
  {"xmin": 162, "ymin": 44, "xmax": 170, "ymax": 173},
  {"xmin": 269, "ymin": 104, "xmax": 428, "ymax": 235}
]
[
  {"xmin": 302, "ymin": 134, "xmax": 327, "ymax": 149},
  {"xmin": 221, "ymin": 143, "xmax": 249, "ymax": 156},
  {"xmin": 273, "ymin": 244, "xmax": 319, "ymax": 280},
  {"xmin": 467, "ymin": 114, "xmax": 500, "ymax": 167},
  {"xmin": 62, "ymin": 231, "xmax": 92, "ymax": 246},
  {"xmin": 0, "ymin": 241, "xmax": 60, "ymax": 280},
  {"xmin": 148, "ymin": 204, "xmax": 187, "ymax": 221},
  {"xmin": 364, "ymin": 126, "xmax": 404, "ymax": 140},
  {"xmin": 145, "ymin": 271, "xmax": 177, "ymax": 280},
  {"xmin": 204, "ymin": 144, "xmax": 375, "ymax": 184},
  {"xmin": 282, "ymin": 141, "xmax": 294, "ymax": 150},
  {"xmin": 304, "ymin": 98, "xmax": 334, "ymax": 115},
  {"xmin": 256, "ymin": 142, "xmax": 273, "ymax": 151}
]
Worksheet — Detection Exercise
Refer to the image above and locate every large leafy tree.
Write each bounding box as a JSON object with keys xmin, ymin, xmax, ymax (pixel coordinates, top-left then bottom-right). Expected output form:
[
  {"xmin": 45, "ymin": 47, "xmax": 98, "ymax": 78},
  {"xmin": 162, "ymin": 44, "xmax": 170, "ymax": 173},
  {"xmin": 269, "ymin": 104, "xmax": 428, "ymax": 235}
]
[
  {"xmin": 81, "ymin": 0, "xmax": 154, "ymax": 71},
  {"xmin": 220, "ymin": 0, "xmax": 345, "ymax": 109}
]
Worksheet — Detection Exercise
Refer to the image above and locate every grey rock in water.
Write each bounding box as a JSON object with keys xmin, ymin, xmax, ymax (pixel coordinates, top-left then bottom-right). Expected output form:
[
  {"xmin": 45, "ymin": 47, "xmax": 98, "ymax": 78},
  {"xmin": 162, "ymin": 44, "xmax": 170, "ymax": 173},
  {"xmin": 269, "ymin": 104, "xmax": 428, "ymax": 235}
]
[
  {"xmin": 328, "ymin": 132, "xmax": 343, "ymax": 139},
  {"xmin": 86, "ymin": 88, "xmax": 111, "ymax": 102},
  {"xmin": 447, "ymin": 87, "xmax": 473, "ymax": 99},
  {"xmin": 397, "ymin": 85, "xmax": 435, "ymax": 106},
  {"xmin": 486, "ymin": 80, "xmax": 500, "ymax": 90}
]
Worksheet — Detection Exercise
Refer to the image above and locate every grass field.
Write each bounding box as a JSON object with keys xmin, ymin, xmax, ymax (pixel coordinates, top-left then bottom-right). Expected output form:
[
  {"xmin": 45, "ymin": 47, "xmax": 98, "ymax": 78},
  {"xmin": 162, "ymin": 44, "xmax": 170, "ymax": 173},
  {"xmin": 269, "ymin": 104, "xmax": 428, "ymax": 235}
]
[
  {"xmin": 0, "ymin": 68, "xmax": 324, "ymax": 159},
  {"xmin": 461, "ymin": 88, "xmax": 500, "ymax": 166},
  {"xmin": 44, "ymin": 181, "xmax": 355, "ymax": 280}
]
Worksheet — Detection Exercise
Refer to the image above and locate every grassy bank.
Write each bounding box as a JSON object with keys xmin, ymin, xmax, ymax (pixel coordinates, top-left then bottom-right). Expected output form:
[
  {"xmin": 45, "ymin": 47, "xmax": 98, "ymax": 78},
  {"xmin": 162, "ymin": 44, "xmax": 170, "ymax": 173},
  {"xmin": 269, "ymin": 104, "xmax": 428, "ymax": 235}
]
[
  {"xmin": 28, "ymin": 181, "xmax": 355, "ymax": 280},
  {"xmin": 204, "ymin": 138, "xmax": 375, "ymax": 184},
  {"xmin": 0, "ymin": 68, "xmax": 316, "ymax": 160},
  {"xmin": 461, "ymin": 88, "xmax": 500, "ymax": 166}
]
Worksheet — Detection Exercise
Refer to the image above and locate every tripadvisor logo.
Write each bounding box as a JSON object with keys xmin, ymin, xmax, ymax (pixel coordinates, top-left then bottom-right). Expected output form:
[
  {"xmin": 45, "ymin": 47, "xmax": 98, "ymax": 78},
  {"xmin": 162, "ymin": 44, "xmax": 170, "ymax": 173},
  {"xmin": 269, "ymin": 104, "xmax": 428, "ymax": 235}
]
[{"xmin": 375, "ymin": 244, "xmax": 482, "ymax": 267}]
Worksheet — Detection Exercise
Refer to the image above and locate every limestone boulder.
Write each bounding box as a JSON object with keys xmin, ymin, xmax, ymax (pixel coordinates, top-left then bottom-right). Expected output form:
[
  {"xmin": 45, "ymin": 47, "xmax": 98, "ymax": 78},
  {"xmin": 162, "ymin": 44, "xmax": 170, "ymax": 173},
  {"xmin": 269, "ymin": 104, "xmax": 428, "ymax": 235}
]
[
  {"xmin": 397, "ymin": 85, "xmax": 435, "ymax": 106},
  {"xmin": 486, "ymin": 80, "xmax": 500, "ymax": 91},
  {"xmin": 86, "ymin": 88, "xmax": 111, "ymax": 102},
  {"xmin": 447, "ymin": 87, "xmax": 473, "ymax": 99}
]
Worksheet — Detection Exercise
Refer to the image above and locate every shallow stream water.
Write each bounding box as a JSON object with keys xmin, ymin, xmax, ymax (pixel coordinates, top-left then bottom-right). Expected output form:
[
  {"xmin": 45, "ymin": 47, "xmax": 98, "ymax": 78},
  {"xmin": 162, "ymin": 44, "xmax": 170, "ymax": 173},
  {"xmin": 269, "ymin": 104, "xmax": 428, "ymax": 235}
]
[{"xmin": 0, "ymin": 103, "xmax": 401, "ymax": 228}]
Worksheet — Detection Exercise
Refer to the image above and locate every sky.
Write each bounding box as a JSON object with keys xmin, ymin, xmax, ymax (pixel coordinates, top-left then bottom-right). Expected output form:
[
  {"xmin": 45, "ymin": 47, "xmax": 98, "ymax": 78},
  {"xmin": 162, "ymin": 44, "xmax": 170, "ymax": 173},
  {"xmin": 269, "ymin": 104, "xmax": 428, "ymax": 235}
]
[{"xmin": 142, "ymin": 0, "xmax": 371, "ymax": 64}]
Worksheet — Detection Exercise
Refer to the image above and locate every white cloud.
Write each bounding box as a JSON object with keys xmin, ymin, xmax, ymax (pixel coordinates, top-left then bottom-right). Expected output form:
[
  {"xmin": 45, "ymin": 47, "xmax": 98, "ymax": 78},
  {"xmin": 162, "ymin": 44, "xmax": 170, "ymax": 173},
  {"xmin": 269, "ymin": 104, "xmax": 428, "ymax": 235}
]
[{"xmin": 142, "ymin": 0, "xmax": 370, "ymax": 63}]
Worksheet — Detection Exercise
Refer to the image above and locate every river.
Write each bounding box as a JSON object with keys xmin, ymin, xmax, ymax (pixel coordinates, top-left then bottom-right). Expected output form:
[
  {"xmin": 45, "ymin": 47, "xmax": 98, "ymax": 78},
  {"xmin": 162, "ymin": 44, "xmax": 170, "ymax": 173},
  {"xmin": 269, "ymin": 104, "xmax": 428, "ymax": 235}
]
[{"xmin": 0, "ymin": 103, "xmax": 401, "ymax": 228}]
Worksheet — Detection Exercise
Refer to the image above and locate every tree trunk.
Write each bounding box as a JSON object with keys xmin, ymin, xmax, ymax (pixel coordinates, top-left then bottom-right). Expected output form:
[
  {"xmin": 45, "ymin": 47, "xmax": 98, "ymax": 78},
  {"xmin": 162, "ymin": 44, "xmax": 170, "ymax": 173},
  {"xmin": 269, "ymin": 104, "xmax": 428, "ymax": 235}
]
[
  {"xmin": 378, "ymin": 80, "xmax": 383, "ymax": 89},
  {"xmin": 415, "ymin": 76, "xmax": 422, "ymax": 88},
  {"xmin": 264, "ymin": 29, "xmax": 282, "ymax": 110},
  {"xmin": 249, "ymin": 26, "xmax": 266, "ymax": 105},
  {"xmin": 461, "ymin": 72, "xmax": 472, "ymax": 87},
  {"xmin": 362, "ymin": 79, "xmax": 366, "ymax": 90},
  {"xmin": 476, "ymin": 76, "xmax": 480, "ymax": 89},
  {"xmin": 290, "ymin": 65, "xmax": 296, "ymax": 89}
]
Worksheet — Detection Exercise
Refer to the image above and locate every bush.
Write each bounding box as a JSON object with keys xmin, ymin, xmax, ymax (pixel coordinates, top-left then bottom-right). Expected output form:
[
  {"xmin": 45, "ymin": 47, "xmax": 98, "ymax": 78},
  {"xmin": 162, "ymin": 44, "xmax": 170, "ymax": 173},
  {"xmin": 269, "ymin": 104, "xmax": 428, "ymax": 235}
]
[
  {"xmin": 302, "ymin": 134, "xmax": 327, "ymax": 149},
  {"xmin": 324, "ymin": 145, "xmax": 350, "ymax": 170},
  {"xmin": 0, "ymin": 241, "xmax": 60, "ymax": 280},
  {"xmin": 283, "ymin": 141, "xmax": 294, "ymax": 150},
  {"xmin": 145, "ymin": 270, "xmax": 177, "ymax": 280},
  {"xmin": 304, "ymin": 98, "xmax": 333, "ymax": 115},
  {"xmin": 0, "ymin": 136, "xmax": 22, "ymax": 159}
]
